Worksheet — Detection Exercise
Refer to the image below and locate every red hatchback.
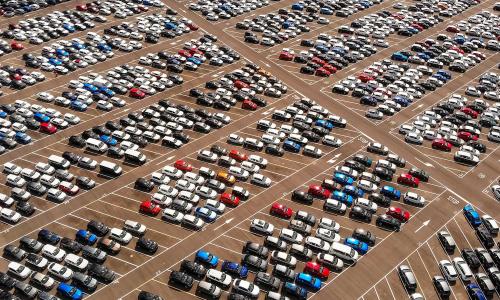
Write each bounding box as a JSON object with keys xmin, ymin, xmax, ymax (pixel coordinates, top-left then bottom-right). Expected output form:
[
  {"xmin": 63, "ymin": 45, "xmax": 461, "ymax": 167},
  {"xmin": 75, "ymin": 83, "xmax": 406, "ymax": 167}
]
[
  {"xmin": 457, "ymin": 131, "xmax": 478, "ymax": 142},
  {"xmin": 386, "ymin": 206, "xmax": 410, "ymax": 222},
  {"xmin": 304, "ymin": 262, "xmax": 330, "ymax": 280},
  {"xmin": 358, "ymin": 73, "xmax": 374, "ymax": 82},
  {"xmin": 129, "ymin": 88, "xmax": 145, "ymax": 99},
  {"xmin": 11, "ymin": 42, "xmax": 24, "ymax": 50},
  {"xmin": 220, "ymin": 193, "xmax": 240, "ymax": 207},
  {"xmin": 270, "ymin": 202, "xmax": 293, "ymax": 219},
  {"xmin": 174, "ymin": 159, "xmax": 193, "ymax": 172},
  {"xmin": 40, "ymin": 122, "xmax": 57, "ymax": 134},
  {"xmin": 308, "ymin": 185, "xmax": 331, "ymax": 199},
  {"xmin": 242, "ymin": 99, "xmax": 257, "ymax": 110},
  {"xmin": 234, "ymin": 80, "xmax": 249, "ymax": 89},
  {"xmin": 397, "ymin": 173, "xmax": 420, "ymax": 188},
  {"xmin": 140, "ymin": 201, "xmax": 161, "ymax": 216},
  {"xmin": 432, "ymin": 138, "xmax": 452, "ymax": 152},
  {"xmin": 315, "ymin": 68, "xmax": 330, "ymax": 77},
  {"xmin": 229, "ymin": 149, "xmax": 247, "ymax": 162},
  {"xmin": 279, "ymin": 52, "xmax": 294, "ymax": 61},
  {"xmin": 460, "ymin": 107, "xmax": 478, "ymax": 119}
]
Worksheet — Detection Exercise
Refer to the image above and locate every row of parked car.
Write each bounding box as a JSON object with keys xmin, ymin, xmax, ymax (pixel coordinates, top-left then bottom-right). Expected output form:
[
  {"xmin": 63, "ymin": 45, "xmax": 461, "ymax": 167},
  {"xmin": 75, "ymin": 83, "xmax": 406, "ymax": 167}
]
[
  {"xmin": 398, "ymin": 72, "xmax": 500, "ymax": 166},
  {"xmin": 227, "ymin": 98, "xmax": 346, "ymax": 158},
  {"xmin": 0, "ymin": 217, "xmax": 158, "ymax": 299},
  {"xmin": 0, "ymin": 65, "xmax": 46, "ymax": 92},
  {"xmin": 188, "ymin": 0, "xmax": 279, "ymax": 21},
  {"xmin": 73, "ymin": 0, "xmax": 165, "ymax": 19},
  {"xmin": 445, "ymin": 10, "xmax": 499, "ymax": 45},
  {"xmin": 399, "ymin": 205, "xmax": 499, "ymax": 299},
  {"xmin": 0, "ymin": 0, "xmax": 71, "ymax": 17}
]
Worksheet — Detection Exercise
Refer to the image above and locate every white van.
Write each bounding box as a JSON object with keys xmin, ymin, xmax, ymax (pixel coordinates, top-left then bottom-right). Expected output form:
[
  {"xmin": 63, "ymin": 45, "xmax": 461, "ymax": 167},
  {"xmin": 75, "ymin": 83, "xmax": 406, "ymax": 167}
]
[
  {"xmin": 86, "ymin": 138, "xmax": 108, "ymax": 153},
  {"xmin": 124, "ymin": 149, "xmax": 146, "ymax": 165},
  {"xmin": 329, "ymin": 242, "xmax": 359, "ymax": 264},
  {"xmin": 47, "ymin": 155, "xmax": 70, "ymax": 170},
  {"xmin": 99, "ymin": 161, "xmax": 122, "ymax": 177}
]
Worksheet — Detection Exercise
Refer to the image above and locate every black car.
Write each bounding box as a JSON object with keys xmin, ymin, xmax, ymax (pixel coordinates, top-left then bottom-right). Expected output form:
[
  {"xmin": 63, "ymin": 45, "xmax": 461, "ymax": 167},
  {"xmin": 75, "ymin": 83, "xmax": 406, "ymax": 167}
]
[
  {"xmin": 467, "ymin": 141, "xmax": 486, "ymax": 153},
  {"xmin": 461, "ymin": 248, "xmax": 481, "ymax": 270},
  {"xmin": 169, "ymin": 271, "xmax": 193, "ymax": 289},
  {"xmin": 243, "ymin": 242, "xmax": 269, "ymax": 259},
  {"xmin": 68, "ymin": 135, "xmax": 86, "ymax": 148},
  {"xmin": 432, "ymin": 276, "xmax": 451, "ymax": 299},
  {"xmin": 180, "ymin": 260, "xmax": 207, "ymax": 279},
  {"xmin": 19, "ymin": 237, "xmax": 43, "ymax": 253},
  {"xmin": 376, "ymin": 215, "xmax": 401, "ymax": 231},
  {"xmin": 408, "ymin": 167, "xmax": 429, "ymax": 182},
  {"xmin": 60, "ymin": 237, "xmax": 83, "ymax": 254},
  {"xmin": 16, "ymin": 201, "xmax": 35, "ymax": 216},
  {"xmin": 25, "ymin": 118, "xmax": 40, "ymax": 130},
  {"xmin": 352, "ymin": 154, "xmax": 372, "ymax": 167},
  {"xmin": 173, "ymin": 132, "xmax": 190, "ymax": 144},
  {"xmin": 254, "ymin": 272, "xmax": 281, "ymax": 292},
  {"xmin": 138, "ymin": 291, "xmax": 164, "ymax": 300},
  {"xmin": 437, "ymin": 231, "xmax": 456, "ymax": 253},
  {"xmin": 265, "ymin": 145, "xmax": 284, "ymax": 157},
  {"xmin": 242, "ymin": 254, "xmax": 268, "ymax": 271},
  {"xmin": 76, "ymin": 176, "xmax": 95, "ymax": 190},
  {"xmin": 373, "ymin": 167, "xmax": 393, "ymax": 181},
  {"xmin": 72, "ymin": 272, "xmax": 98, "ymax": 292},
  {"xmin": 62, "ymin": 151, "xmax": 81, "ymax": 164},
  {"xmin": 344, "ymin": 160, "xmax": 366, "ymax": 172},
  {"xmin": 26, "ymin": 181, "xmax": 47, "ymax": 196},
  {"xmin": 352, "ymin": 228, "xmax": 376, "ymax": 246},
  {"xmin": 0, "ymin": 272, "xmax": 16, "ymax": 290},
  {"xmin": 136, "ymin": 237, "xmax": 158, "ymax": 254},
  {"xmin": 3, "ymin": 244, "xmax": 26, "ymax": 261},
  {"xmin": 37, "ymin": 229, "xmax": 60, "ymax": 245},
  {"xmin": 291, "ymin": 190, "xmax": 313, "ymax": 205},
  {"xmin": 87, "ymin": 220, "xmax": 109, "ymax": 237},
  {"xmin": 210, "ymin": 145, "xmax": 228, "ymax": 156},
  {"xmin": 88, "ymin": 263, "xmax": 115, "ymax": 283},
  {"xmin": 368, "ymin": 193, "xmax": 391, "ymax": 207},
  {"xmin": 349, "ymin": 205, "xmax": 372, "ymax": 222},
  {"xmin": 476, "ymin": 225, "xmax": 494, "ymax": 248},
  {"xmin": 107, "ymin": 146, "xmax": 125, "ymax": 158},
  {"xmin": 135, "ymin": 178, "xmax": 154, "ymax": 192}
]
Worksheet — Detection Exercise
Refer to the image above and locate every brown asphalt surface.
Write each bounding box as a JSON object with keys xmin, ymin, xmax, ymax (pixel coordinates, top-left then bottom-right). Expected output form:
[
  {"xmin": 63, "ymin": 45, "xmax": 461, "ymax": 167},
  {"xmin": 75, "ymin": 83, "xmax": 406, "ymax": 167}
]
[{"xmin": 0, "ymin": 0, "xmax": 498, "ymax": 299}]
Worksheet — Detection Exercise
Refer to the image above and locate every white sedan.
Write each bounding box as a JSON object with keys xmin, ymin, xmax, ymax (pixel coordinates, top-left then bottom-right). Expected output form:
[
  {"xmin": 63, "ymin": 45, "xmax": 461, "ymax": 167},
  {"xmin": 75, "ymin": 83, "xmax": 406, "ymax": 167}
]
[{"xmin": 250, "ymin": 219, "xmax": 274, "ymax": 235}]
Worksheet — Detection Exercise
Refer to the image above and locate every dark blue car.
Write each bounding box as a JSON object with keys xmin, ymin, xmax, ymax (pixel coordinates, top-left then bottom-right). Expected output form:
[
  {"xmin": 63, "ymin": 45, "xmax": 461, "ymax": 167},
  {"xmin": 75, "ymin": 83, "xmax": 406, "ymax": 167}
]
[
  {"xmin": 38, "ymin": 229, "xmax": 61, "ymax": 244},
  {"xmin": 283, "ymin": 140, "xmax": 301, "ymax": 153},
  {"xmin": 75, "ymin": 229, "xmax": 97, "ymax": 245},
  {"xmin": 342, "ymin": 185, "xmax": 364, "ymax": 199},
  {"xmin": 283, "ymin": 282, "xmax": 308, "ymax": 300},
  {"xmin": 70, "ymin": 101, "xmax": 87, "ymax": 112},
  {"xmin": 14, "ymin": 132, "xmax": 31, "ymax": 144},
  {"xmin": 57, "ymin": 283, "xmax": 83, "ymax": 300},
  {"xmin": 221, "ymin": 261, "xmax": 249, "ymax": 278},
  {"xmin": 381, "ymin": 186, "xmax": 401, "ymax": 200}
]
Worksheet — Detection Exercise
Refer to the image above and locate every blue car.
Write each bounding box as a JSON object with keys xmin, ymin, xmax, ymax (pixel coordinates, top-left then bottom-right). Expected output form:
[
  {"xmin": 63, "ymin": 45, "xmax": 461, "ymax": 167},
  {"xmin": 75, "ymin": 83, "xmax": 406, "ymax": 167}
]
[
  {"xmin": 48, "ymin": 58, "xmax": 62, "ymax": 66},
  {"xmin": 164, "ymin": 22, "xmax": 177, "ymax": 30},
  {"xmin": 331, "ymin": 191, "xmax": 353, "ymax": 206},
  {"xmin": 63, "ymin": 24, "xmax": 75, "ymax": 33},
  {"xmin": 381, "ymin": 186, "xmax": 401, "ymax": 200},
  {"xmin": 38, "ymin": 229, "xmax": 61, "ymax": 244},
  {"xmin": 342, "ymin": 185, "xmax": 364, "ymax": 199},
  {"xmin": 417, "ymin": 52, "xmax": 430, "ymax": 61},
  {"xmin": 194, "ymin": 207, "xmax": 217, "ymax": 223},
  {"xmin": 344, "ymin": 237, "xmax": 369, "ymax": 255},
  {"xmin": 100, "ymin": 135, "xmax": 117, "ymax": 146},
  {"xmin": 57, "ymin": 283, "xmax": 83, "ymax": 300},
  {"xmin": 221, "ymin": 261, "xmax": 248, "ymax": 279},
  {"xmin": 283, "ymin": 282, "xmax": 308, "ymax": 300},
  {"xmin": 56, "ymin": 49, "xmax": 69, "ymax": 57},
  {"xmin": 70, "ymin": 101, "xmax": 87, "ymax": 112},
  {"xmin": 14, "ymin": 132, "xmax": 31, "ymax": 144},
  {"xmin": 0, "ymin": 111, "xmax": 6, "ymax": 118},
  {"xmin": 432, "ymin": 74, "xmax": 448, "ymax": 82},
  {"xmin": 72, "ymin": 42, "xmax": 86, "ymax": 50},
  {"xmin": 34, "ymin": 112, "xmax": 50, "ymax": 123},
  {"xmin": 315, "ymin": 119, "xmax": 333, "ymax": 130},
  {"xmin": 437, "ymin": 70, "xmax": 452, "ymax": 80},
  {"xmin": 97, "ymin": 43, "xmax": 112, "ymax": 52},
  {"xmin": 100, "ymin": 87, "xmax": 115, "ymax": 97},
  {"xmin": 195, "ymin": 250, "xmax": 219, "ymax": 267},
  {"xmin": 295, "ymin": 273, "xmax": 321, "ymax": 292},
  {"xmin": 333, "ymin": 172, "xmax": 354, "ymax": 185},
  {"xmin": 283, "ymin": 140, "xmax": 301, "ymax": 153},
  {"xmin": 466, "ymin": 283, "xmax": 487, "ymax": 300},
  {"xmin": 187, "ymin": 57, "xmax": 202, "ymax": 65},
  {"xmin": 83, "ymin": 83, "xmax": 99, "ymax": 94},
  {"xmin": 391, "ymin": 52, "xmax": 408, "ymax": 62},
  {"xmin": 393, "ymin": 96, "xmax": 410, "ymax": 107},
  {"xmin": 75, "ymin": 229, "xmax": 97, "ymax": 245},
  {"xmin": 320, "ymin": 7, "xmax": 333, "ymax": 14},
  {"xmin": 291, "ymin": 3, "xmax": 304, "ymax": 10},
  {"xmin": 463, "ymin": 204, "xmax": 481, "ymax": 227}
]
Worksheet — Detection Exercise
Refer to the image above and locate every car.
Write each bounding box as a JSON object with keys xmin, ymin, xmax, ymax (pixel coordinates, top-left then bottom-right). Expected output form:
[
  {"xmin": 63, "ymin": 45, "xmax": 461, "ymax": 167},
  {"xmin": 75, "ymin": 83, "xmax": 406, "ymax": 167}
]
[
  {"xmin": 295, "ymin": 272, "xmax": 321, "ymax": 292},
  {"xmin": 398, "ymin": 265, "xmax": 417, "ymax": 293},
  {"xmin": 75, "ymin": 230, "xmax": 97, "ymax": 246},
  {"xmin": 376, "ymin": 215, "xmax": 401, "ymax": 231},
  {"xmin": 270, "ymin": 202, "xmax": 293, "ymax": 219},
  {"xmin": 242, "ymin": 254, "xmax": 268, "ymax": 272},
  {"xmin": 433, "ymin": 276, "xmax": 451, "ymax": 299},
  {"xmin": 233, "ymin": 279, "xmax": 260, "ymax": 298},
  {"xmin": 463, "ymin": 204, "xmax": 481, "ymax": 227},
  {"xmin": 344, "ymin": 237, "xmax": 369, "ymax": 255},
  {"xmin": 196, "ymin": 250, "xmax": 219, "ymax": 267},
  {"xmin": 222, "ymin": 261, "xmax": 248, "ymax": 279},
  {"xmin": 403, "ymin": 192, "xmax": 425, "ymax": 207},
  {"xmin": 466, "ymin": 283, "xmax": 487, "ymax": 300},
  {"xmin": 271, "ymin": 251, "xmax": 297, "ymax": 268},
  {"xmin": 56, "ymin": 283, "xmax": 83, "ymax": 300},
  {"xmin": 250, "ymin": 219, "xmax": 274, "ymax": 235},
  {"xmin": 38, "ymin": 229, "xmax": 60, "ymax": 245},
  {"xmin": 367, "ymin": 142, "xmax": 389, "ymax": 155},
  {"xmin": 397, "ymin": 174, "xmax": 420, "ymax": 188},
  {"xmin": 381, "ymin": 186, "xmax": 401, "ymax": 200}
]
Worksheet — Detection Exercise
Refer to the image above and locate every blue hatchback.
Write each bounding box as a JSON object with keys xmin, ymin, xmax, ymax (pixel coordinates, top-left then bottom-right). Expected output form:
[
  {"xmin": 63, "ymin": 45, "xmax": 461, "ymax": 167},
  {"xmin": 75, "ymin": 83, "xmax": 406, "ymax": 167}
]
[
  {"xmin": 221, "ymin": 261, "xmax": 248, "ymax": 279},
  {"xmin": 333, "ymin": 172, "xmax": 354, "ymax": 185},
  {"xmin": 342, "ymin": 185, "xmax": 364, "ymax": 199},
  {"xmin": 391, "ymin": 52, "xmax": 408, "ymax": 62},
  {"xmin": 56, "ymin": 49, "xmax": 69, "ymax": 57},
  {"xmin": 331, "ymin": 190, "xmax": 353, "ymax": 206},
  {"xmin": 76, "ymin": 229, "xmax": 97, "ymax": 245},
  {"xmin": 296, "ymin": 273, "xmax": 321, "ymax": 292},
  {"xmin": 283, "ymin": 140, "xmax": 301, "ymax": 153},
  {"xmin": 0, "ymin": 111, "xmax": 7, "ymax": 118},
  {"xmin": 57, "ymin": 283, "xmax": 83, "ymax": 300},
  {"xmin": 48, "ymin": 58, "xmax": 62, "ymax": 66},
  {"xmin": 70, "ymin": 101, "xmax": 87, "ymax": 112},
  {"xmin": 463, "ymin": 204, "xmax": 481, "ymax": 227},
  {"xmin": 196, "ymin": 250, "xmax": 219, "ymax": 267},
  {"xmin": 34, "ymin": 112, "xmax": 50, "ymax": 123},
  {"xmin": 381, "ymin": 186, "xmax": 401, "ymax": 200},
  {"xmin": 284, "ymin": 282, "xmax": 308, "ymax": 300},
  {"xmin": 83, "ymin": 83, "xmax": 99, "ymax": 94},
  {"xmin": 315, "ymin": 119, "xmax": 333, "ymax": 130},
  {"xmin": 344, "ymin": 237, "xmax": 369, "ymax": 255},
  {"xmin": 194, "ymin": 207, "xmax": 217, "ymax": 223},
  {"xmin": 14, "ymin": 132, "xmax": 31, "ymax": 144},
  {"xmin": 466, "ymin": 283, "xmax": 487, "ymax": 300},
  {"xmin": 291, "ymin": 3, "xmax": 304, "ymax": 10},
  {"xmin": 100, "ymin": 135, "xmax": 117, "ymax": 146}
]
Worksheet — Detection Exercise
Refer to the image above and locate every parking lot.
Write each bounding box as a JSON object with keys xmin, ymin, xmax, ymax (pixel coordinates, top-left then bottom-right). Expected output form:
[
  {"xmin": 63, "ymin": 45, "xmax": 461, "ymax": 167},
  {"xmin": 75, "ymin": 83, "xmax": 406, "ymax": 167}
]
[{"xmin": 0, "ymin": 0, "xmax": 498, "ymax": 299}]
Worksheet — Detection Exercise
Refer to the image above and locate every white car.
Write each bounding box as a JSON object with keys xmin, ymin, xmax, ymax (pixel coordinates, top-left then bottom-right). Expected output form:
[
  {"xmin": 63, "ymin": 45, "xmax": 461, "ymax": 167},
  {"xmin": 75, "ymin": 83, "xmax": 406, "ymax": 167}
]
[
  {"xmin": 318, "ymin": 217, "xmax": 340, "ymax": 232},
  {"xmin": 181, "ymin": 214, "xmax": 204, "ymax": 230},
  {"xmin": 248, "ymin": 155, "xmax": 268, "ymax": 168},
  {"xmin": 8, "ymin": 262, "xmax": 32, "ymax": 279},
  {"xmin": 177, "ymin": 191, "xmax": 200, "ymax": 204},
  {"xmin": 162, "ymin": 166, "xmax": 183, "ymax": 179},
  {"xmin": 227, "ymin": 133, "xmax": 244, "ymax": 145},
  {"xmin": 42, "ymin": 244, "xmax": 66, "ymax": 262},
  {"xmin": 205, "ymin": 199, "xmax": 226, "ymax": 214},
  {"xmin": 6, "ymin": 174, "xmax": 26, "ymax": 188},
  {"xmin": 109, "ymin": 228, "xmax": 132, "ymax": 244},
  {"xmin": 0, "ymin": 208, "xmax": 22, "ymax": 223},
  {"xmin": 403, "ymin": 192, "xmax": 426, "ymax": 207},
  {"xmin": 162, "ymin": 208, "xmax": 184, "ymax": 223},
  {"xmin": 233, "ymin": 280, "xmax": 260, "ymax": 298},
  {"xmin": 305, "ymin": 236, "xmax": 330, "ymax": 252},
  {"xmin": 151, "ymin": 193, "xmax": 172, "ymax": 207},
  {"xmin": 175, "ymin": 179, "xmax": 196, "ymax": 192},
  {"xmin": 322, "ymin": 135, "xmax": 343, "ymax": 147},
  {"xmin": 151, "ymin": 172, "xmax": 170, "ymax": 185},
  {"xmin": 405, "ymin": 132, "xmax": 423, "ymax": 144},
  {"xmin": 317, "ymin": 253, "xmax": 344, "ymax": 271},
  {"xmin": 356, "ymin": 179, "xmax": 377, "ymax": 192},
  {"xmin": 35, "ymin": 162, "xmax": 55, "ymax": 175},
  {"xmin": 229, "ymin": 166, "xmax": 250, "ymax": 181},
  {"xmin": 64, "ymin": 113, "xmax": 81, "ymax": 125},
  {"xmin": 250, "ymin": 219, "xmax": 274, "ymax": 235},
  {"xmin": 183, "ymin": 172, "xmax": 205, "ymax": 186},
  {"xmin": 453, "ymin": 257, "xmax": 473, "ymax": 282},
  {"xmin": 488, "ymin": 131, "xmax": 500, "ymax": 142},
  {"xmin": 251, "ymin": 173, "xmax": 271, "ymax": 187},
  {"xmin": 439, "ymin": 260, "xmax": 458, "ymax": 283},
  {"xmin": 48, "ymin": 262, "xmax": 73, "ymax": 281},
  {"xmin": 195, "ymin": 186, "xmax": 218, "ymax": 200},
  {"xmin": 197, "ymin": 150, "xmax": 218, "ymax": 163},
  {"xmin": 64, "ymin": 253, "xmax": 89, "ymax": 271},
  {"xmin": 206, "ymin": 269, "xmax": 232, "ymax": 288},
  {"xmin": 315, "ymin": 228, "xmax": 341, "ymax": 243},
  {"xmin": 240, "ymin": 161, "xmax": 260, "ymax": 174},
  {"xmin": 279, "ymin": 228, "xmax": 303, "ymax": 244},
  {"xmin": 354, "ymin": 198, "xmax": 378, "ymax": 213},
  {"xmin": 491, "ymin": 185, "xmax": 500, "ymax": 201}
]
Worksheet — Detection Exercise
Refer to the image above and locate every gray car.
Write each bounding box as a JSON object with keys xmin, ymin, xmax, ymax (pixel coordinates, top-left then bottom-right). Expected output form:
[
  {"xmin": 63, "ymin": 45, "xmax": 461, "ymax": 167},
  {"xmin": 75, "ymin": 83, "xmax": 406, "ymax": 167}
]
[
  {"xmin": 72, "ymin": 272, "xmax": 98, "ymax": 292},
  {"xmin": 15, "ymin": 281, "xmax": 39, "ymax": 299}
]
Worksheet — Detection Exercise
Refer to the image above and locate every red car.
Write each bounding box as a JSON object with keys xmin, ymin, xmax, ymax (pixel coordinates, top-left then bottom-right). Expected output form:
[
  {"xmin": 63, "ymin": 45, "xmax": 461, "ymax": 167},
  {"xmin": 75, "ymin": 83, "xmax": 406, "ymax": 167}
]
[
  {"xmin": 40, "ymin": 122, "xmax": 57, "ymax": 134},
  {"xmin": 431, "ymin": 139, "xmax": 452, "ymax": 152},
  {"xmin": 140, "ymin": 201, "xmax": 161, "ymax": 216},
  {"xmin": 11, "ymin": 42, "xmax": 24, "ymax": 50},
  {"xmin": 270, "ymin": 202, "xmax": 293, "ymax": 219},
  {"xmin": 308, "ymin": 185, "xmax": 331, "ymax": 199},
  {"xmin": 279, "ymin": 52, "xmax": 294, "ymax": 61},
  {"xmin": 386, "ymin": 206, "xmax": 410, "ymax": 222},
  {"xmin": 411, "ymin": 23, "xmax": 424, "ymax": 31},
  {"xmin": 460, "ymin": 107, "xmax": 478, "ymax": 118},
  {"xmin": 174, "ymin": 159, "xmax": 193, "ymax": 172},
  {"xmin": 472, "ymin": 52, "xmax": 486, "ymax": 60},
  {"xmin": 129, "ymin": 88, "xmax": 145, "ymax": 99},
  {"xmin": 315, "ymin": 68, "xmax": 330, "ymax": 77},
  {"xmin": 76, "ymin": 4, "xmax": 87, "ymax": 11},
  {"xmin": 59, "ymin": 182, "xmax": 79, "ymax": 196},
  {"xmin": 322, "ymin": 64, "xmax": 337, "ymax": 73},
  {"xmin": 178, "ymin": 49, "xmax": 192, "ymax": 57},
  {"xmin": 189, "ymin": 47, "xmax": 203, "ymax": 55},
  {"xmin": 446, "ymin": 26, "xmax": 459, "ymax": 33},
  {"xmin": 234, "ymin": 80, "xmax": 249, "ymax": 89},
  {"xmin": 229, "ymin": 149, "xmax": 247, "ymax": 162},
  {"xmin": 220, "ymin": 193, "xmax": 240, "ymax": 207},
  {"xmin": 311, "ymin": 57, "xmax": 325, "ymax": 66},
  {"xmin": 242, "ymin": 99, "xmax": 257, "ymax": 110},
  {"xmin": 457, "ymin": 131, "xmax": 478, "ymax": 142},
  {"xmin": 304, "ymin": 262, "xmax": 330, "ymax": 280},
  {"xmin": 397, "ymin": 174, "xmax": 420, "ymax": 187},
  {"xmin": 187, "ymin": 23, "xmax": 199, "ymax": 30},
  {"xmin": 358, "ymin": 73, "xmax": 374, "ymax": 82}
]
